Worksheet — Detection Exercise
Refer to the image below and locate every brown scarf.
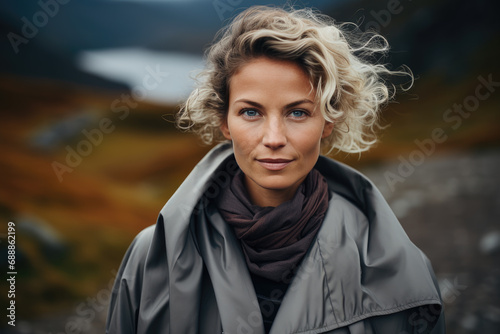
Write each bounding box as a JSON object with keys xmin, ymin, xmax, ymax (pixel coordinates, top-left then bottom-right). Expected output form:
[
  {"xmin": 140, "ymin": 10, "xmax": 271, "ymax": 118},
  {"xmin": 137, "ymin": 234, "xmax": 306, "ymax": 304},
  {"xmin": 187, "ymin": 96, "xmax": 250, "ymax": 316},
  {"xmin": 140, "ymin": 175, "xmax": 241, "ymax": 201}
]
[{"xmin": 216, "ymin": 168, "xmax": 329, "ymax": 282}]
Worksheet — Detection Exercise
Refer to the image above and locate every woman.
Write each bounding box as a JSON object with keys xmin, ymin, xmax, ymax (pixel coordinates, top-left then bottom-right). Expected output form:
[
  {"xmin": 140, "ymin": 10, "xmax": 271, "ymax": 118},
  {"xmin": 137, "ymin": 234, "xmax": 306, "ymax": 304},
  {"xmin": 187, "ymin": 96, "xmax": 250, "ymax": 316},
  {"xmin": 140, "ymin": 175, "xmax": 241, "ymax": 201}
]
[{"xmin": 106, "ymin": 6, "xmax": 445, "ymax": 334}]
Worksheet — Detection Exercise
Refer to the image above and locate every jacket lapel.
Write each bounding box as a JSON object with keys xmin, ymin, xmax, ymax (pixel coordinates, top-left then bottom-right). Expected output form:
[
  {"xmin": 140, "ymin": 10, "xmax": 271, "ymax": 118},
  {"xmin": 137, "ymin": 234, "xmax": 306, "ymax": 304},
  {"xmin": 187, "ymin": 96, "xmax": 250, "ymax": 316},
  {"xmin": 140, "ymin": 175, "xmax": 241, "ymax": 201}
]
[
  {"xmin": 196, "ymin": 204, "xmax": 265, "ymax": 334},
  {"xmin": 270, "ymin": 200, "xmax": 342, "ymax": 333}
]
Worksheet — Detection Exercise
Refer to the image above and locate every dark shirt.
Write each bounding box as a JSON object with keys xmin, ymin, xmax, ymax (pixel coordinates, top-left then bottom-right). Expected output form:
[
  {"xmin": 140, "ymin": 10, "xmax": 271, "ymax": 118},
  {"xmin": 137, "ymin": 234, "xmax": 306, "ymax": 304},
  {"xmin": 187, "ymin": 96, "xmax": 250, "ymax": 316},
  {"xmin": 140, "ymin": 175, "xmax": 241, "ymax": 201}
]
[{"xmin": 250, "ymin": 273, "xmax": 290, "ymax": 333}]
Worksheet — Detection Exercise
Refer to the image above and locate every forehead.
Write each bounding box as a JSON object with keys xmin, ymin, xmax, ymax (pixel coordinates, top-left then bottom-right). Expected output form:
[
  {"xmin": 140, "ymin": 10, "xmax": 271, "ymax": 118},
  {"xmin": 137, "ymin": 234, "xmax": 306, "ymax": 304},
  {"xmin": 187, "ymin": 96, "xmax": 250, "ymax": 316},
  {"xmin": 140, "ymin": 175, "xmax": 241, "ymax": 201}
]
[{"xmin": 229, "ymin": 57, "xmax": 315, "ymax": 102}]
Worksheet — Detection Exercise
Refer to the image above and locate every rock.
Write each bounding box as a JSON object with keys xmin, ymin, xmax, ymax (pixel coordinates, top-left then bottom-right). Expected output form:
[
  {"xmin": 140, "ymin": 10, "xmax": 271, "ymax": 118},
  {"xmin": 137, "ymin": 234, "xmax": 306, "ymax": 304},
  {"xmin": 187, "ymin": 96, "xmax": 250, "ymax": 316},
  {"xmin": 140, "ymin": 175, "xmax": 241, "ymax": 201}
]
[
  {"xmin": 30, "ymin": 111, "xmax": 97, "ymax": 151},
  {"xmin": 479, "ymin": 231, "xmax": 500, "ymax": 255},
  {"xmin": 17, "ymin": 214, "xmax": 67, "ymax": 256},
  {"xmin": 461, "ymin": 313, "xmax": 478, "ymax": 331}
]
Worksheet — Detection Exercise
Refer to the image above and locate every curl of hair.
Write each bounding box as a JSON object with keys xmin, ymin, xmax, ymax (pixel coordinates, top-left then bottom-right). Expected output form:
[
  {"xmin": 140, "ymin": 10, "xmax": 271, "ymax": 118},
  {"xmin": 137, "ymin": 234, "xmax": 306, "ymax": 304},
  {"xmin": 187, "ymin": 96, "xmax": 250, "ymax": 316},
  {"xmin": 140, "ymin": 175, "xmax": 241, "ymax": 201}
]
[{"xmin": 176, "ymin": 5, "xmax": 412, "ymax": 154}]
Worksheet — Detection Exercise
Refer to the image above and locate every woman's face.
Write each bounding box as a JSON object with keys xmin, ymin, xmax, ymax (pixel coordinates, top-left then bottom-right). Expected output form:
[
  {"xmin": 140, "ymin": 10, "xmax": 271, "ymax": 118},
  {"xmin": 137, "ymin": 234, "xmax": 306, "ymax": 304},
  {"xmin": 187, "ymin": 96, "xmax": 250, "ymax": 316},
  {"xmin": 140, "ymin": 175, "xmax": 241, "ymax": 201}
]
[{"xmin": 221, "ymin": 57, "xmax": 334, "ymax": 207}]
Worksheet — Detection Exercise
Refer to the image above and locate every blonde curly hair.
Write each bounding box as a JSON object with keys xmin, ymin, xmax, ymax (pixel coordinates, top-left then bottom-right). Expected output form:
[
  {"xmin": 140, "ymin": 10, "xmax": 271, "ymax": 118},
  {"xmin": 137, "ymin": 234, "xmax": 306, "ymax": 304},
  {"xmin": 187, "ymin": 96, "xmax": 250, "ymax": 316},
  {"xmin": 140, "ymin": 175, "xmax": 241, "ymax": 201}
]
[{"xmin": 176, "ymin": 5, "xmax": 412, "ymax": 154}]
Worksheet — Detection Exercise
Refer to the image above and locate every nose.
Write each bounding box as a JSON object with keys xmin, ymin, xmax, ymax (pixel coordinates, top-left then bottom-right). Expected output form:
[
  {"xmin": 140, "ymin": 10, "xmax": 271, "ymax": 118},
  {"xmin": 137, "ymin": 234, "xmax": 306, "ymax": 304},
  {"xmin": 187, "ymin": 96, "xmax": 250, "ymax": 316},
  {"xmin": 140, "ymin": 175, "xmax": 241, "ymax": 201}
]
[{"xmin": 262, "ymin": 115, "xmax": 287, "ymax": 149}]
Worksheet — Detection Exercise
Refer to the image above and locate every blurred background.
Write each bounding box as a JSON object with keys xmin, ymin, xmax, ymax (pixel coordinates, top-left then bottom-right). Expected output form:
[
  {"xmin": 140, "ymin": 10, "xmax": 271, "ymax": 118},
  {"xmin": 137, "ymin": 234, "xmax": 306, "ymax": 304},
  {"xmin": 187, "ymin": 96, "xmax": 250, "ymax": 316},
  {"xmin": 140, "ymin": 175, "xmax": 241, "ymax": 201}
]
[{"xmin": 0, "ymin": 0, "xmax": 499, "ymax": 333}]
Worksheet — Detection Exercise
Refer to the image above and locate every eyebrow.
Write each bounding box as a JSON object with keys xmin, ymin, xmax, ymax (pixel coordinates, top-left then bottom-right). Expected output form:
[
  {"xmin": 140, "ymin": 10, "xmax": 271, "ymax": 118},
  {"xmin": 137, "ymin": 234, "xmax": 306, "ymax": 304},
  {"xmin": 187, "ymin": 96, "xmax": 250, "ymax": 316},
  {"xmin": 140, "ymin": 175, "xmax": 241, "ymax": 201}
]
[{"xmin": 233, "ymin": 99, "xmax": 315, "ymax": 109}]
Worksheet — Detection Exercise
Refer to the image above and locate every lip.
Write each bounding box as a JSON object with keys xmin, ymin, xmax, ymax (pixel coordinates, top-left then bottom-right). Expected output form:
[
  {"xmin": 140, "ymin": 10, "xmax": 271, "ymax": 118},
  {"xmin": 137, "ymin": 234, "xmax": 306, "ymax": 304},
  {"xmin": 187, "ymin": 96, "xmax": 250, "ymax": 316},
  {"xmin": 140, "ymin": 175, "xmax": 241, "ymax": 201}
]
[{"xmin": 256, "ymin": 158, "xmax": 293, "ymax": 171}]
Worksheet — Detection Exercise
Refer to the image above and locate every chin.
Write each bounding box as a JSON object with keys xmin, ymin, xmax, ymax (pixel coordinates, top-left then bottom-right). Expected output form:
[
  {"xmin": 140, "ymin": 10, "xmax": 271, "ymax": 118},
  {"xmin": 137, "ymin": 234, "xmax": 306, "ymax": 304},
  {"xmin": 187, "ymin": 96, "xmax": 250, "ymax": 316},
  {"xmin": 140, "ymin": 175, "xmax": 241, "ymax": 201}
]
[{"xmin": 257, "ymin": 175, "xmax": 302, "ymax": 191}]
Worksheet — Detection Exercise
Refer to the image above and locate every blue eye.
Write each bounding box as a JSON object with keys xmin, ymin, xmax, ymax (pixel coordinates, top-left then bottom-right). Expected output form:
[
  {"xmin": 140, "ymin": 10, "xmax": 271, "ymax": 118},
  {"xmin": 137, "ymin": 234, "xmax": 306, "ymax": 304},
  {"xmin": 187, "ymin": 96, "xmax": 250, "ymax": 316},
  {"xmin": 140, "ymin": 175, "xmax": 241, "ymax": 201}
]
[
  {"xmin": 290, "ymin": 110, "xmax": 306, "ymax": 118},
  {"xmin": 242, "ymin": 109, "xmax": 259, "ymax": 117}
]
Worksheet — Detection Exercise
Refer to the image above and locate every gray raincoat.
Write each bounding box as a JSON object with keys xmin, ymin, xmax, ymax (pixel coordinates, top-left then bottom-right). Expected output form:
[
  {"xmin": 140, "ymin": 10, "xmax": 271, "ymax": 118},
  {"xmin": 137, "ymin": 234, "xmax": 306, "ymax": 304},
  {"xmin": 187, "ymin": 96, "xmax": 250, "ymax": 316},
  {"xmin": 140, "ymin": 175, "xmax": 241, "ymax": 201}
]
[{"xmin": 106, "ymin": 143, "xmax": 445, "ymax": 334}]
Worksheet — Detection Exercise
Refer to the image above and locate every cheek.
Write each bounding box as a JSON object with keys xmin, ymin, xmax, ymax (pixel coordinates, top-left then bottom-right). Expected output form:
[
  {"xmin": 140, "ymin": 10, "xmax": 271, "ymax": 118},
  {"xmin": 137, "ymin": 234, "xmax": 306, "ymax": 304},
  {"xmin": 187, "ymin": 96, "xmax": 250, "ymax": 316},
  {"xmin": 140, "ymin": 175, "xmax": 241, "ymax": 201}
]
[
  {"xmin": 228, "ymin": 119, "xmax": 257, "ymax": 148},
  {"xmin": 293, "ymin": 124, "xmax": 325, "ymax": 152},
  {"xmin": 229, "ymin": 128, "xmax": 252, "ymax": 157}
]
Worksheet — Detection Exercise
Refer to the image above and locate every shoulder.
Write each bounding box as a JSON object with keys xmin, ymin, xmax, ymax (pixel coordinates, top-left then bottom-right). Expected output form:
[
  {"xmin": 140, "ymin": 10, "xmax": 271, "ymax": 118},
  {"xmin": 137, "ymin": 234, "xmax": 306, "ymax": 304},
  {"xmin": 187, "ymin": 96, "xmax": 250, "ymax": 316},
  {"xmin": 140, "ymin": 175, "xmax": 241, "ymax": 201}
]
[
  {"xmin": 128, "ymin": 225, "xmax": 156, "ymax": 259},
  {"xmin": 313, "ymin": 166, "xmax": 443, "ymax": 323},
  {"xmin": 118, "ymin": 225, "xmax": 156, "ymax": 281},
  {"xmin": 106, "ymin": 225, "xmax": 157, "ymax": 332}
]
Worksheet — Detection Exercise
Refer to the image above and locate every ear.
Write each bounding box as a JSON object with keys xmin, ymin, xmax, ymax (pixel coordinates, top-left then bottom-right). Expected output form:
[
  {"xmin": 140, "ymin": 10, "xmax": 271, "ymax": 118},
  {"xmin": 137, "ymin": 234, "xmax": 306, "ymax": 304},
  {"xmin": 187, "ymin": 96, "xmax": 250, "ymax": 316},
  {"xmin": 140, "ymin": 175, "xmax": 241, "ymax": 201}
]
[
  {"xmin": 321, "ymin": 121, "xmax": 334, "ymax": 138},
  {"xmin": 220, "ymin": 118, "xmax": 232, "ymax": 140}
]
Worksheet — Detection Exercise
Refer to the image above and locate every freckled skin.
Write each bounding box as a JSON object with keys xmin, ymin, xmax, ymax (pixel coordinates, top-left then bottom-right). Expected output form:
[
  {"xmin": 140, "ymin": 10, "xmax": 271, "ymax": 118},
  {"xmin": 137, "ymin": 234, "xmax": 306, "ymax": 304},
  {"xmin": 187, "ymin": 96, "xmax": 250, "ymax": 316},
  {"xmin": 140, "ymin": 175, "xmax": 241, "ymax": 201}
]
[{"xmin": 220, "ymin": 57, "xmax": 334, "ymax": 207}]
